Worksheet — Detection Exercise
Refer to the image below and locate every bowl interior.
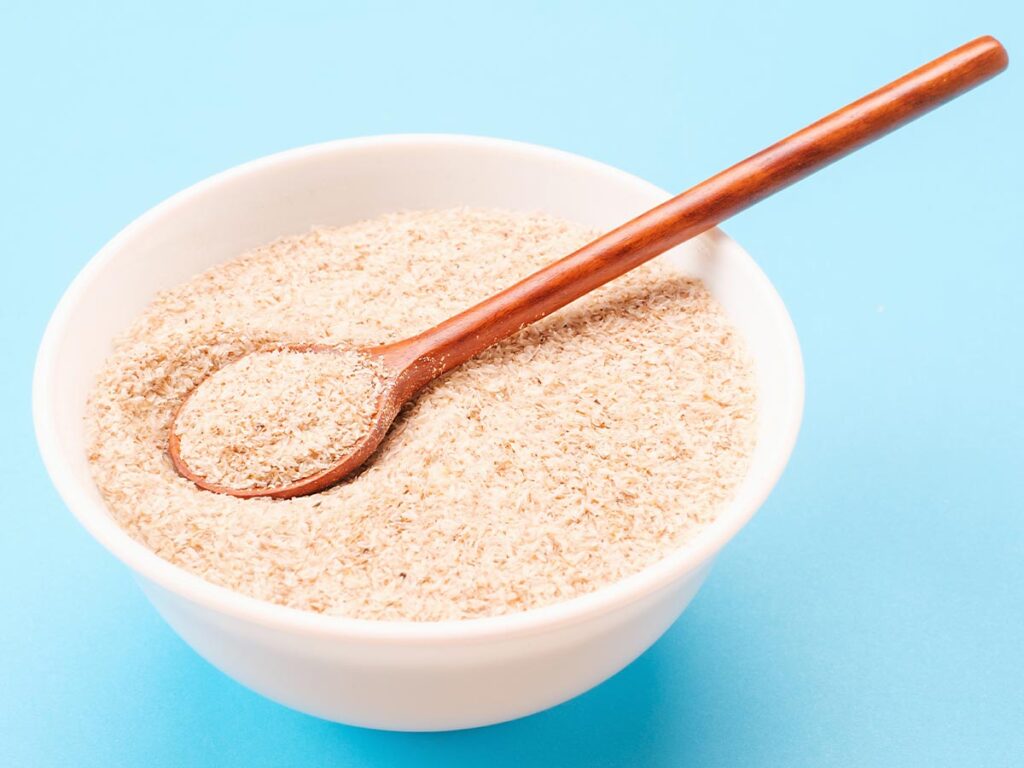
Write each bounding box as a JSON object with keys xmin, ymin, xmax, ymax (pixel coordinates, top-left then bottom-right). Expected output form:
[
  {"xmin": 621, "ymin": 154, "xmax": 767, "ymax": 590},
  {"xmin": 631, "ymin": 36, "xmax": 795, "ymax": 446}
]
[{"xmin": 35, "ymin": 135, "xmax": 803, "ymax": 630}]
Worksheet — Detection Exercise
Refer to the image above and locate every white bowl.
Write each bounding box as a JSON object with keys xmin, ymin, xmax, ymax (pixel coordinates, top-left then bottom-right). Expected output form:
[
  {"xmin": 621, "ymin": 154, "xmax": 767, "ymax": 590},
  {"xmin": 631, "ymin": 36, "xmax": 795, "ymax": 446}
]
[{"xmin": 34, "ymin": 135, "xmax": 803, "ymax": 731}]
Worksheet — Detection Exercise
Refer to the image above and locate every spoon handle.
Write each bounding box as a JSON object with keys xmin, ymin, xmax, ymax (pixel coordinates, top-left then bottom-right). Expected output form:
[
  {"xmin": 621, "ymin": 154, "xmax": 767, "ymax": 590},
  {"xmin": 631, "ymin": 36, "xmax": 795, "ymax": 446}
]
[{"xmin": 383, "ymin": 36, "xmax": 1007, "ymax": 379}]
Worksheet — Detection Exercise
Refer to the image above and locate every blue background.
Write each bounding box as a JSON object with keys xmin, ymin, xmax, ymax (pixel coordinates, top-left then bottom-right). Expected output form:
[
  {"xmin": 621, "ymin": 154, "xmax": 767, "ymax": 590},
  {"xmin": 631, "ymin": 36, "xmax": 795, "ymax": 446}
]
[{"xmin": 2, "ymin": 1, "xmax": 1021, "ymax": 765}]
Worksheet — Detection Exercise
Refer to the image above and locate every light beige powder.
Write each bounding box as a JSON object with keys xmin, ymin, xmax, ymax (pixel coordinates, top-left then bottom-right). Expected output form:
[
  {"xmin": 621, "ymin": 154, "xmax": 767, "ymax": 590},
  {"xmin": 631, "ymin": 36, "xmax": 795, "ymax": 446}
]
[
  {"xmin": 86, "ymin": 208, "xmax": 757, "ymax": 621},
  {"xmin": 173, "ymin": 348, "xmax": 383, "ymax": 490}
]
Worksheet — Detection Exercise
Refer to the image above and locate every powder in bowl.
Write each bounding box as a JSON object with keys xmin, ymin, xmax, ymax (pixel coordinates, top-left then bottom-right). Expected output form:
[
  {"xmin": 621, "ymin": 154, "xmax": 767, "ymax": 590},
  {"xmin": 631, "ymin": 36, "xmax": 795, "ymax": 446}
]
[
  {"xmin": 172, "ymin": 347, "xmax": 384, "ymax": 490},
  {"xmin": 86, "ymin": 208, "xmax": 757, "ymax": 621}
]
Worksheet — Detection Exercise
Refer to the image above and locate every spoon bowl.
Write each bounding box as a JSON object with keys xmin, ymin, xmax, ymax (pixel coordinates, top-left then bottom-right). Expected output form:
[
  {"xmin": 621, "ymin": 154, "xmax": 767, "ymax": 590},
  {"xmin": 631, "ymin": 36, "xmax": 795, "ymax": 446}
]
[
  {"xmin": 167, "ymin": 344, "xmax": 401, "ymax": 498},
  {"xmin": 168, "ymin": 338, "xmax": 456, "ymax": 498}
]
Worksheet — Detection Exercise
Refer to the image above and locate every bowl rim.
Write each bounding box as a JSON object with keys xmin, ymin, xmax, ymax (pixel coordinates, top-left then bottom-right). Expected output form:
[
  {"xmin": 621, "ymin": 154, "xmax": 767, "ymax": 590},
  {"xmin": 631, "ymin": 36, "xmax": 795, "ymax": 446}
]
[{"xmin": 33, "ymin": 133, "xmax": 804, "ymax": 645}]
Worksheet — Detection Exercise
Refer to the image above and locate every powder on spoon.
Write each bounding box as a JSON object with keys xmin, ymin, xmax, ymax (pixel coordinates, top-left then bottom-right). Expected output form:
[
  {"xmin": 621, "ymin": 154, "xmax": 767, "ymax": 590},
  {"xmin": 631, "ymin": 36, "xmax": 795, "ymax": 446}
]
[{"xmin": 173, "ymin": 347, "xmax": 384, "ymax": 490}]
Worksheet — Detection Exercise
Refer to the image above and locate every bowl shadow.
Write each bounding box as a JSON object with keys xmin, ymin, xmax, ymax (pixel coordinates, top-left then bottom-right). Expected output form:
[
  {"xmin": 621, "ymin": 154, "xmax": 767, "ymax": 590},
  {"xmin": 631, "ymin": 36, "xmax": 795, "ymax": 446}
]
[{"xmin": 309, "ymin": 606, "xmax": 797, "ymax": 768}]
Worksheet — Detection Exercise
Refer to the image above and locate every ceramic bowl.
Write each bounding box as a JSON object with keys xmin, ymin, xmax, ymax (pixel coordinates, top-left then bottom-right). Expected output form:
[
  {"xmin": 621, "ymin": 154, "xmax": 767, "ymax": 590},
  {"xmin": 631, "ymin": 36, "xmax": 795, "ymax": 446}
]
[{"xmin": 34, "ymin": 135, "xmax": 803, "ymax": 731}]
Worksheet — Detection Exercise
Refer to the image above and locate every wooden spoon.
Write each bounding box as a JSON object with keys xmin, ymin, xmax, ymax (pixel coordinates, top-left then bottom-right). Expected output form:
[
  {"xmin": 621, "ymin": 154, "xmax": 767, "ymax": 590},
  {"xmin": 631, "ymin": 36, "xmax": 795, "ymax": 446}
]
[{"xmin": 169, "ymin": 36, "xmax": 1007, "ymax": 499}]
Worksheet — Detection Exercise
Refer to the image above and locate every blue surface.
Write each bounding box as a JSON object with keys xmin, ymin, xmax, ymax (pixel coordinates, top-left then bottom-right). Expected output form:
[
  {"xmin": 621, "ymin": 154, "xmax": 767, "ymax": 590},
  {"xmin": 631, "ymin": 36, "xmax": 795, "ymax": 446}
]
[{"xmin": 2, "ymin": 1, "xmax": 1022, "ymax": 765}]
